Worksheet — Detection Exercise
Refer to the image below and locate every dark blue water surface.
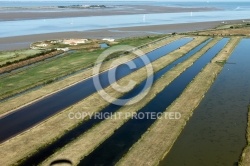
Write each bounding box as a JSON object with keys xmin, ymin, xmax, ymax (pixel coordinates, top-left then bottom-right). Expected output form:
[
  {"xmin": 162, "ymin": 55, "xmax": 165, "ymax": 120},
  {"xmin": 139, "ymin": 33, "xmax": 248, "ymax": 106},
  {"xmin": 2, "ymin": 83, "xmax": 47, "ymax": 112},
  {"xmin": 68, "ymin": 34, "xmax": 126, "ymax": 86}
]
[
  {"xmin": 78, "ymin": 38, "xmax": 229, "ymax": 166},
  {"xmin": 160, "ymin": 38, "xmax": 250, "ymax": 166}
]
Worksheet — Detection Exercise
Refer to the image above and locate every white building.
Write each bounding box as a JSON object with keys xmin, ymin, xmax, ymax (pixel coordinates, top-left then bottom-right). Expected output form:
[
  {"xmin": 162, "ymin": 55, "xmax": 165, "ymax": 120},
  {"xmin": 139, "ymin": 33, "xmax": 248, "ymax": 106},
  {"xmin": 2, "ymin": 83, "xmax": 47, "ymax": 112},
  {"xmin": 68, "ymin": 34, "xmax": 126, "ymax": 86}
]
[
  {"xmin": 50, "ymin": 40, "xmax": 62, "ymax": 44},
  {"xmin": 102, "ymin": 38, "xmax": 115, "ymax": 42},
  {"xmin": 63, "ymin": 39, "xmax": 88, "ymax": 45},
  {"xmin": 36, "ymin": 43, "xmax": 48, "ymax": 47}
]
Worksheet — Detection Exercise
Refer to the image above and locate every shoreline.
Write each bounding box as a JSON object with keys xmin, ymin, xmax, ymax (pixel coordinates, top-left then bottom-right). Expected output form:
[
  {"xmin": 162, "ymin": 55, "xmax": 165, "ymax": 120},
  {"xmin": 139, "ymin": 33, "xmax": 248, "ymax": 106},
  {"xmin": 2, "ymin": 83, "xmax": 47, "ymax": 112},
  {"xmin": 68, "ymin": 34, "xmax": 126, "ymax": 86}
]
[
  {"xmin": 240, "ymin": 105, "xmax": 250, "ymax": 165},
  {"xmin": 0, "ymin": 19, "xmax": 246, "ymax": 51}
]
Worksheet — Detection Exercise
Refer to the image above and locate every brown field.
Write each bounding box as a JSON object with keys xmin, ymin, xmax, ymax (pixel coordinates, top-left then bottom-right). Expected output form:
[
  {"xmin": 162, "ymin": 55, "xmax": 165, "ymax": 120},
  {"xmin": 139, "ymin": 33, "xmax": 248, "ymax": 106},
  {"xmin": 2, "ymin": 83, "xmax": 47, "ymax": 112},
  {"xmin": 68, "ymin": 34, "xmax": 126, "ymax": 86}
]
[
  {"xmin": 197, "ymin": 27, "xmax": 250, "ymax": 36},
  {"xmin": 117, "ymin": 37, "xmax": 241, "ymax": 166}
]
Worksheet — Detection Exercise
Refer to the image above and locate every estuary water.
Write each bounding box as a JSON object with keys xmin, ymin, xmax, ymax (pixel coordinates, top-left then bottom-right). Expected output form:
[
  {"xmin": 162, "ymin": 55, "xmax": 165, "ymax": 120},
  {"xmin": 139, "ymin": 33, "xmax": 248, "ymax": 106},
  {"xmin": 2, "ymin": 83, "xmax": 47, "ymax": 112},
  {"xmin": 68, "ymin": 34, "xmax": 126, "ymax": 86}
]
[{"xmin": 0, "ymin": 1, "xmax": 250, "ymax": 38}]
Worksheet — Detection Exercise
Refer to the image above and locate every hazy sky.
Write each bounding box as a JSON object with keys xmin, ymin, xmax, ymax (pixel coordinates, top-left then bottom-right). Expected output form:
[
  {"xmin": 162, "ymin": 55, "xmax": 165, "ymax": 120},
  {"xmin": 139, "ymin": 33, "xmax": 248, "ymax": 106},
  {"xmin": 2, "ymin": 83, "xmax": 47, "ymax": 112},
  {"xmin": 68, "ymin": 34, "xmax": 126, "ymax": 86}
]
[
  {"xmin": 0, "ymin": 0, "xmax": 249, "ymax": 2},
  {"xmin": 0, "ymin": 0, "xmax": 249, "ymax": 1}
]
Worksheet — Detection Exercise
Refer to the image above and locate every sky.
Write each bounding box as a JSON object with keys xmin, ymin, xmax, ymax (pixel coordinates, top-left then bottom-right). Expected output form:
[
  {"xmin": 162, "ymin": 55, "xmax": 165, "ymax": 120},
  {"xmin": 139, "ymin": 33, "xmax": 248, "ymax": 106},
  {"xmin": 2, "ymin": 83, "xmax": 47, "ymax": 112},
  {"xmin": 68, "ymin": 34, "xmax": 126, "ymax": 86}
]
[
  {"xmin": 0, "ymin": 0, "xmax": 249, "ymax": 2},
  {"xmin": 0, "ymin": 0, "xmax": 249, "ymax": 1}
]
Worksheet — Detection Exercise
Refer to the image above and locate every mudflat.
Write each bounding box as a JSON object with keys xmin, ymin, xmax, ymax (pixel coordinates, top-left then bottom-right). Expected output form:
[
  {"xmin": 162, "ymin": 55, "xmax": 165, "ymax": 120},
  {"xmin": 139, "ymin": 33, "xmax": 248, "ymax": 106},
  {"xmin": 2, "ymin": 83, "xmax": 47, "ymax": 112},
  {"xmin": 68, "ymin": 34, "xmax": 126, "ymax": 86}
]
[{"xmin": 0, "ymin": 5, "xmax": 218, "ymax": 21}]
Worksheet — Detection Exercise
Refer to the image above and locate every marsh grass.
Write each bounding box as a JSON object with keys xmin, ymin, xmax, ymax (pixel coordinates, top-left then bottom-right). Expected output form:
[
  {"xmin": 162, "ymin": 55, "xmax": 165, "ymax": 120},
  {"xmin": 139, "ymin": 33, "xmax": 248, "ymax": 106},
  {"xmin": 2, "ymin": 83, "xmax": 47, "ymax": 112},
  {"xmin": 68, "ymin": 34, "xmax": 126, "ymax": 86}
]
[{"xmin": 0, "ymin": 49, "xmax": 42, "ymax": 65}]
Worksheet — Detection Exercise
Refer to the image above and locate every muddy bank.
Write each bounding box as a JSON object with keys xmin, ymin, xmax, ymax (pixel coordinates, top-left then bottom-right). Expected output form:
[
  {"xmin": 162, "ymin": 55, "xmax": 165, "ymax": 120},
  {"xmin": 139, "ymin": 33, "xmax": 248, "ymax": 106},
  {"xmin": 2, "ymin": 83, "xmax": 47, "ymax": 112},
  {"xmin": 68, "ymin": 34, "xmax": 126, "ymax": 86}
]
[{"xmin": 240, "ymin": 105, "xmax": 250, "ymax": 166}]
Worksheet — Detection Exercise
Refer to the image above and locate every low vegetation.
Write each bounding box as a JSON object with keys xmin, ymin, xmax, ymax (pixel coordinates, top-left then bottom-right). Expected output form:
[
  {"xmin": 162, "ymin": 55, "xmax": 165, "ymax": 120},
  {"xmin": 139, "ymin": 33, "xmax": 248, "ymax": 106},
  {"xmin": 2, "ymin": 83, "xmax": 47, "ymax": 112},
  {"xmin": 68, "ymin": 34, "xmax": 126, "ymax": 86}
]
[
  {"xmin": 216, "ymin": 23, "xmax": 250, "ymax": 30},
  {"xmin": 0, "ymin": 50, "xmax": 63, "ymax": 74},
  {"xmin": 182, "ymin": 23, "xmax": 250, "ymax": 37},
  {"xmin": 0, "ymin": 35, "xmax": 168, "ymax": 100}
]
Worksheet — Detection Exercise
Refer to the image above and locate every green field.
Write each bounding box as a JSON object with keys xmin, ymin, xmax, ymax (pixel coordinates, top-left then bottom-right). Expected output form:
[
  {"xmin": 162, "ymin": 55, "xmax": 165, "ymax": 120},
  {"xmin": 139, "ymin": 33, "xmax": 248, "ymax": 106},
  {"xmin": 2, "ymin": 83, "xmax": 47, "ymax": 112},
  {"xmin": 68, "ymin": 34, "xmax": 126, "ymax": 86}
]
[{"xmin": 0, "ymin": 35, "xmax": 167, "ymax": 100}]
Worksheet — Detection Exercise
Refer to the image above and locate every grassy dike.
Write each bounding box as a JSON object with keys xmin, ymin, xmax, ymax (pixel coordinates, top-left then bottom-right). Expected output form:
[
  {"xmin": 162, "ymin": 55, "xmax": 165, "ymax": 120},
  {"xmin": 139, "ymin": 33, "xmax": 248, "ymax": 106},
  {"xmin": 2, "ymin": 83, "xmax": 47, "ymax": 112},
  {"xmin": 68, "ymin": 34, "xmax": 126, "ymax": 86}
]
[
  {"xmin": 0, "ymin": 49, "xmax": 42, "ymax": 66},
  {"xmin": 39, "ymin": 38, "xmax": 220, "ymax": 166},
  {"xmin": 0, "ymin": 37, "xmax": 205, "ymax": 166},
  {"xmin": 117, "ymin": 37, "xmax": 241, "ymax": 166},
  {"xmin": 0, "ymin": 35, "xmax": 182, "ymax": 117},
  {"xmin": 0, "ymin": 35, "xmax": 170, "ymax": 101},
  {"xmin": 240, "ymin": 105, "xmax": 250, "ymax": 166},
  {"xmin": 0, "ymin": 50, "xmax": 63, "ymax": 74}
]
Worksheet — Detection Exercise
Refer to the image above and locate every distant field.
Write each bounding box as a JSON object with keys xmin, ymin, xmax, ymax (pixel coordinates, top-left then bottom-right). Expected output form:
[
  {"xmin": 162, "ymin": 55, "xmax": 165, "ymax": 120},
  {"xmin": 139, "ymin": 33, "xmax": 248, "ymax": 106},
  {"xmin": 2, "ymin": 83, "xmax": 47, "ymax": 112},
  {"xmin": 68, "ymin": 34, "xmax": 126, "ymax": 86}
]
[
  {"xmin": 216, "ymin": 23, "xmax": 250, "ymax": 29},
  {"xmin": 198, "ymin": 27, "xmax": 250, "ymax": 36},
  {"xmin": 185, "ymin": 23, "xmax": 250, "ymax": 37}
]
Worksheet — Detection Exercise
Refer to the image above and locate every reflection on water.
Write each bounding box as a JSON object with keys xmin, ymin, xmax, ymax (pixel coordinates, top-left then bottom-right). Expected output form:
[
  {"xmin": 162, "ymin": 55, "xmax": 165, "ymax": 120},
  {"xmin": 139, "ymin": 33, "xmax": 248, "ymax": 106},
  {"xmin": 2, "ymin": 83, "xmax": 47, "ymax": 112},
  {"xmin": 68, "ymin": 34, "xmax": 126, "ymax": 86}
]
[{"xmin": 160, "ymin": 39, "xmax": 250, "ymax": 166}]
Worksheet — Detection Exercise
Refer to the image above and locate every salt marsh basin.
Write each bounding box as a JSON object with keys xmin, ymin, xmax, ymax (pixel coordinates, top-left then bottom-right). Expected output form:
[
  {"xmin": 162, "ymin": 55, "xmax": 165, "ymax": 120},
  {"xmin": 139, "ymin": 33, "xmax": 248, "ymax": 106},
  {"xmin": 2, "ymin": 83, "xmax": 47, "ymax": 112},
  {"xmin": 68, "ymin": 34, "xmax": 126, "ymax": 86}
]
[{"xmin": 1, "ymin": 1, "xmax": 250, "ymax": 166}]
